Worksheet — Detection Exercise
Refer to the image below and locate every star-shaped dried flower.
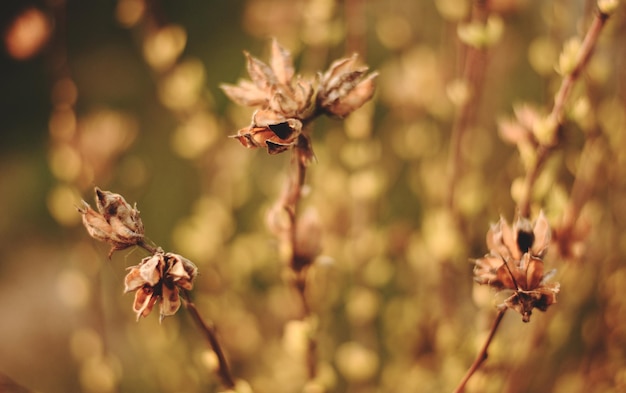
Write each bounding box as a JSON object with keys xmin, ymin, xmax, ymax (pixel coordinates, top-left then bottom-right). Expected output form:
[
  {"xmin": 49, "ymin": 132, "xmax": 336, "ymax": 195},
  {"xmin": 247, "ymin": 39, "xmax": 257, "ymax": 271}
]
[
  {"xmin": 78, "ymin": 187, "xmax": 144, "ymax": 257},
  {"xmin": 222, "ymin": 39, "xmax": 377, "ymax": 156},
  {"xmin": 221, "ymin": 38, "xmax": 314, "ymax": 154},
  {"xmin": 124, "ymin": 252, "xmax": 198, "ymax": 321},
  {"xmin": 474, "ymin": 212, "xmax": 560, "ymax": 322}
]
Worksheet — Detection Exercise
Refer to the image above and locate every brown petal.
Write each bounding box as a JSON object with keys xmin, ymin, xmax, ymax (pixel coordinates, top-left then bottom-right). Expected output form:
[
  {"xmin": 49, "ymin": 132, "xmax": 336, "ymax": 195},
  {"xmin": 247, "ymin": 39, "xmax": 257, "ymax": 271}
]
[
  {"xmin": 473, "ymin": 255, "xmax": 503, "ymax": 286},
  {"xmin": 252, "ymin": 108, "xmax": 286, "ymax": 128},
  {"xmin": 139, "ymin": 253, "xmax": 163, "ymax": 286},
  {"xmin": 325, "ymin": 72, "xmax": 377, "ymax": 118},
  {"xmin": 133, "ymin": 286, "xmax": 157, "ymax": 320},
  {"xmin": 245, "ymin": 51, "xmax": 277, "ymax": 91},
  {"xmin": 500, "ymin": 216, "xmax": 521, "ymax": 260},
  {"xmin": 495, "ymin": 261, "xmax": 520, "ymax": 290},
  {"xmin": 270, "ymin": 38, "xmax": 294, "ymax": 86},
  {"xmin": 531, "ymin": 211, "xmax": 551, "ymax": 257},
  {"xmin": 124, "ymin": 267, "xmax": 145, "ymax": 292},
  {"xmin": 166, "ymin": 253, "xmax": 197, "ymax": 290},
  {"xmin": 523, "ymin": 255, "xmax": 544, "ymax": 290},
  {"xmin": 220, "ymin": 81, "xmax": 268, "ymax": 107},
  {"xmin": 320, "ymin": 54, "xmax": 358, "ymax": 90},
  {"xmin": 159, "ymin": 285, "xmax": 181, "ymax": 320},
  {"xmin": 78, "ymin": 202, "xmax": 113, "ymax": 243}
]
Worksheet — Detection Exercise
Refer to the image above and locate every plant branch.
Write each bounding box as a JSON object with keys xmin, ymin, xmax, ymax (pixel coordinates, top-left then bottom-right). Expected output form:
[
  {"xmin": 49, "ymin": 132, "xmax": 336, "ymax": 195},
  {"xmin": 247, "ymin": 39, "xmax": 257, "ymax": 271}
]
[
  {"xmin": 182, "ymin": 293, "xmax": 236, "ymax": 390},
  {"xmin": 453, "ymin": 308, "xmax": 507, "ymax": 393},
  {"xmin": 517, "ymin": 9, "xmax": 611, "ymax": 218}
]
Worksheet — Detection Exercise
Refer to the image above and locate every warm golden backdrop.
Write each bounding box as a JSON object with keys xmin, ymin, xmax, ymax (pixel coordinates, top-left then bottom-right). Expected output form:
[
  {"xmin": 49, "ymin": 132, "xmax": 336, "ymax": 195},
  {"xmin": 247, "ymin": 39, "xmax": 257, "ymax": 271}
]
[{"xmin": 0, "ymin": 0, "xmax": 625, "ymax": 392}]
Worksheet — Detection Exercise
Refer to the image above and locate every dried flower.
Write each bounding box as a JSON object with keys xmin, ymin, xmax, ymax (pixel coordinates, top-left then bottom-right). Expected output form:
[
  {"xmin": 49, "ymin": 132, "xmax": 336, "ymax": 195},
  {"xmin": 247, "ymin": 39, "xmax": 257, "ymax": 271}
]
[
  {"xmin": 222, "ymin": 39, "xmax": 377, "ymax": 155},
  {"xmin": 474, "ymin": 212, "xmax": 560, "ymax": 322},
  {"xmin": 124, "ymin": 252, "xmax": 198, "ymax": 321},
  {"xmin": 78, "ymin": 187, "xmax": 144, "ymax": 257},
  {"xmin": 221, "ymin": 38, "xmax": 314, "ymax": 154},
  {"xmin": 317, "ymin": 54, "xmax": 378, "ymax": 118}
]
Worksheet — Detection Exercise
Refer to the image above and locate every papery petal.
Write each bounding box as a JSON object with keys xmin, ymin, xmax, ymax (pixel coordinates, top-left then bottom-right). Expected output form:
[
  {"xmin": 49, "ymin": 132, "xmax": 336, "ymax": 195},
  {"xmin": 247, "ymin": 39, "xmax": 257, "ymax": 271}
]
[
  {"xmin": 124, "ymin": 267, "xmax": 145, "ymax": 292},
  {"xmin": 495, "ymin": 261, "xmax": 520, "ymax": 290},
  {"xmin": 500, "ymin": 216, "xmax": 521, "ymax": 260},
  {"xmin": 252, "ymin": 108, "xmax": 287, "ymax": 128},
  {"xmin": 245, "ymin": 51, "xmax": 277, "ymax": 91},
  {"xmin": 320, "ymin": 54, "xmax": 358, "ymax": 90},
  {"xmin": 220, "ymin": 81, "xmax": 268, "ymax": 107},
  {"xmin": 473, "ymin": 255, "xmax": 503, "ymax": 286},
  {"xmin": 270, "ymin": 38, "xmax": 294, "ymax": 86},
  {"xmin": 524, "ymin": 255, "xmax": 544, "ymax": 290},
  {"xmin": 325, "ymin": 72, "xmax": 378, "ymax": 118},
  {"xmin": 78, "ymin": 202, "xmax": 113, "ymax": 243},
  {"xmin": 160, "ymin": 284, "xmax": 181, "ymax": 319},
  {"xmin": 139, "ymin": 254, "xmax": 163, "ymax": 286},
  {"xmin": 532, "ymin": 211, "xmax": 551, "ymax": 257},
  {"xmin": 133, "ymin": 287, "xmax": 157, "ymax": 320}
]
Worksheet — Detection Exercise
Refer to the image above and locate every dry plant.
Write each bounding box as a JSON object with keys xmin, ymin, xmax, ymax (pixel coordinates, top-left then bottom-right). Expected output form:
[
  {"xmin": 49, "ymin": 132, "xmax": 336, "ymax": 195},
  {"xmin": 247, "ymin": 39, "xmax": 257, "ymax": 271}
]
[
  {"xmin": 453, "ymin": 2, "xmax": 619, "ymax": 392},
  {"xmin": 221, "ymin": 38, "xmax": 377, "ymax": 382},
  {"xmin": 78, "ymin": 187, "xmax": 240, "ymax": 391}
]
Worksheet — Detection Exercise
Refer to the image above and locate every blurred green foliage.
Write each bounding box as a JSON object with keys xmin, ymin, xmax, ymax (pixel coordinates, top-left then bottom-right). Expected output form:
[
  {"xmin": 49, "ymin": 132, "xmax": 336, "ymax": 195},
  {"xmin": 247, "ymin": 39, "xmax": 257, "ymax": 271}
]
[{"xmin": 1, "ymin": 0, "xmax": 625, "ymax": 392}]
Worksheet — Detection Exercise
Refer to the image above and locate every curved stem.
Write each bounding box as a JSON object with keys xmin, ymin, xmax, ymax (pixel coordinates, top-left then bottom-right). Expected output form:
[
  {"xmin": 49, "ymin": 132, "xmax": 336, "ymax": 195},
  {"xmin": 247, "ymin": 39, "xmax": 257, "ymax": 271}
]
[
  {"xmin": 453, "ymin": 308, "xmax": 507, "ymax": 393},
  {"xmin": 182, "ymin": 293, "xmax": 236, "ymax": 390},
  {"xmin": 517, "ymin": 10, "xmax": 610, "ymax": 218}
]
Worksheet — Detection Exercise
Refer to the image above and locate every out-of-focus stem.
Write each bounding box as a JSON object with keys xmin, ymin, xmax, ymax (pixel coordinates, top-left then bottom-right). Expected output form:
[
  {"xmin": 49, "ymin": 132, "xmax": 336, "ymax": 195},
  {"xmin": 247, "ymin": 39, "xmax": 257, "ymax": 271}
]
[
  {"xmin": 182, "ymin": 294, "xmax": 236, "ymax": 390},
  {"xmin": 453, "ymin": 308, "xmax": 507, "ymax": 393},
  {"xmin": 285, "ymin": 146, "xmax": 318, "ymax": 380},
  {"xmin": 517, "ymin": 9, "xmax": 610, "ymax": 218},
  {"xmin": 446, "ymin": 1, "xmax": 490, "ymax": 214}
]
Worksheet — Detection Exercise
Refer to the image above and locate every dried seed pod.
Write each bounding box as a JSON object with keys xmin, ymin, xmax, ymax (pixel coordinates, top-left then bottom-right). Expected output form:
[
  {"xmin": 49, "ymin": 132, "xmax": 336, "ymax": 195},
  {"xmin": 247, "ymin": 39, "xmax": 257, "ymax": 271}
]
[{"xmin": 78, "ymin": 187, "xmax": 145, "ymax": 257}]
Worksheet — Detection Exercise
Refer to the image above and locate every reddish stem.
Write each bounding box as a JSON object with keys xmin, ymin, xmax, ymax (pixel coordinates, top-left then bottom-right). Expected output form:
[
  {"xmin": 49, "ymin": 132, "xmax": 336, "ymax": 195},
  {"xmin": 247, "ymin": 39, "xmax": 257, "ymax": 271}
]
[{"xmin": 453, "ymin": 308, "xmax": 507, "ymax": 393}]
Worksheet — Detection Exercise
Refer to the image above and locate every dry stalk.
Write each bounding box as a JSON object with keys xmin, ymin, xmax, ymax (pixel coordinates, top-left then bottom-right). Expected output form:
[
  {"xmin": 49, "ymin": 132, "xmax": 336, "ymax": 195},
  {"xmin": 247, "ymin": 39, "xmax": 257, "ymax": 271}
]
[
  {"xmin": 452, "ymin": 309, "xmax": 507, "ymax": 393},
  {"xmin": 517, "ymin": 9, "xmax": 612, "ymax": 218},
  {"xmin": 446, "ymin": 0, "xmax": 491, "ymax": 214}
]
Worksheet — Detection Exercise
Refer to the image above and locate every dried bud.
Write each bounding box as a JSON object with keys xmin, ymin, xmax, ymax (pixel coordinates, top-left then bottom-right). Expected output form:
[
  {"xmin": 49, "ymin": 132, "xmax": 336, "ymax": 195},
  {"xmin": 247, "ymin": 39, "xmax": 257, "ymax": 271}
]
[
  {"xmin": 318, "ymin": 54, "xmax": 378, "ymax": 118},
  {"xmin": 124, "ymin": 252, "xmax": 198, "ymax": 321},
  {"xmin": 293, "ymin": 207, "xmax": 323, "ymax": 271},
  {"xmin": 78, "ymin": 187, "xmax": 144, "ymax": 257}
]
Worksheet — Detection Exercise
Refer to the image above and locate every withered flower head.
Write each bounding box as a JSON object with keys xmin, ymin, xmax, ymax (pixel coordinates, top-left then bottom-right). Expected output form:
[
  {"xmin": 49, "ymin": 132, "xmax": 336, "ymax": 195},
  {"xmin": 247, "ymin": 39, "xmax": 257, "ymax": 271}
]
[
  {"xmin": 124, "ymin": 252, "xmax": 198, "ymax": 322},
  {"xmin": 474, "ymin": 212, "xmax": 559, "ymax": 322},
  {"xmin": 78, "ymin": 187, "xmax": 144, "ymax": 257},
  {"xmin": 221, "ymin": 38, "xmax": 313, "ymax": 155},
  {"xmin": 221, "ymin": 39, "xmax": 377, "ymax": 155},
  {"xmin": 317, "ymin": 54, "xmax": 378, "ymax": 119}
]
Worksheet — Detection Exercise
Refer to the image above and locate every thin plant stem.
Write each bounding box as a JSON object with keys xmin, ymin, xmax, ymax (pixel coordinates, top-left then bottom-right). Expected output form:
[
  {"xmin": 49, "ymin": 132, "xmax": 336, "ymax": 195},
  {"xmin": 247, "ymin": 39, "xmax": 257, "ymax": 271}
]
[
  {"xmin": 453, "ymin": 308, "xmax": 507, "ymax": 393},
  {"xmin": 285, "ymin": 146, "xmax": 318, "ymax": 380},
  {"xmin": 182, "ymin": 293, "xmax": 236, "ymax": 390},
  {"xmin": 517, "ymin": 9, "xmax": 611, "ymax": 218},
  {"xmin": 446, "ymin": 0, "xmax": 490, "ymax": 213}
]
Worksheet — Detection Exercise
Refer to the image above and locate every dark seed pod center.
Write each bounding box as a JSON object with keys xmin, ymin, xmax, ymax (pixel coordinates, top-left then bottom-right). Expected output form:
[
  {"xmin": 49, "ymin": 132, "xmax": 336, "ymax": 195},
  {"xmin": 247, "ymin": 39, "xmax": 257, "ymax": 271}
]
[
  {"xmin": 517, "ymin": 230, "xmax": 535, "ymax": 254},
  {"xmin": 268, "ymin": 121, "xmax": 295, "ymax": 140}
]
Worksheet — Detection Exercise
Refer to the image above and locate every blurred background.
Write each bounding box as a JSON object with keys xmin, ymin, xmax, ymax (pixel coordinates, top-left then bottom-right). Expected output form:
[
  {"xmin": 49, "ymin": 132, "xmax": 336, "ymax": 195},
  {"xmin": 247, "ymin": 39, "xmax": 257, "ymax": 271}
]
[{"xmin": 1, "ymin": 0, "xmax": 625, "ymax": 392}]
